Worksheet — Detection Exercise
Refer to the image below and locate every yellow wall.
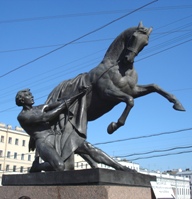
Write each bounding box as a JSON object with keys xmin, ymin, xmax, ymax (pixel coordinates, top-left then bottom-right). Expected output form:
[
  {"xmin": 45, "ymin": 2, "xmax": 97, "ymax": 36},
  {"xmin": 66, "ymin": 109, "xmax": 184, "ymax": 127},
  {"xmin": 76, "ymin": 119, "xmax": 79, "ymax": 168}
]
[{"xmin": 0, "ymin": 123, "xmax": 35, "ymax": 176}]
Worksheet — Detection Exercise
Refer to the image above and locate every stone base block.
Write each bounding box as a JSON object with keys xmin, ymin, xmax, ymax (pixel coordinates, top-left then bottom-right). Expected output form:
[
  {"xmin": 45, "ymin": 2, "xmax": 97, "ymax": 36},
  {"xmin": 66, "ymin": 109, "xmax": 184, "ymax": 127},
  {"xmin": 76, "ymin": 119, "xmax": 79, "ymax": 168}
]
[
  {"xmin": 1, "ymin": 169, "xmax": 156, "ymax": 199},
  {"xmin": 0, "ymin": 185, "xmax": 155, "ymax": 199},
  {"xmin": 2, "ymin": 168, "xmax": 156, "ymax": 187}
]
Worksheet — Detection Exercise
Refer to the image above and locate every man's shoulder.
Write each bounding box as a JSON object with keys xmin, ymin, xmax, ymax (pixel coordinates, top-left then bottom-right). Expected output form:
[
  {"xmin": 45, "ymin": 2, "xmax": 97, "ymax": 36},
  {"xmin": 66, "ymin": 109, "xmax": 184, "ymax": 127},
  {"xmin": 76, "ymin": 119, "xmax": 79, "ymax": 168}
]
[
  {"xmin": 35, "ymin": 104, "xmax": 44, "ymax": 108},
  {"xmin": 17, "ymin": 110, "xmax": 31, "ymax": 123},
  {"xmin": 17, "ymin": 111, "xmax": 24, "ymax": 120},
  {"xmin": 17, "ymin": 112, "xmax": 26, "ymax": 125}
]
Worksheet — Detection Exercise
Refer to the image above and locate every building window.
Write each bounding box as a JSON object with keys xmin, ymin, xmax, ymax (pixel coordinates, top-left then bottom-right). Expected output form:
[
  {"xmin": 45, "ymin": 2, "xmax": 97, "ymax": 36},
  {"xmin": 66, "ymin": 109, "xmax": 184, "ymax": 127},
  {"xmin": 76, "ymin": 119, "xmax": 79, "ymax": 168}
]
[
  {"xmin": 13, "ymin": 165, "xmax": 16, "ymax": 172},
  {"xmin": 21, "ymin": 154, "xmax": 24, "ymax": 160},
  {"xmin": 15, "ymin": 138, "xmax": 19, "ymax": 145},
  {"xmin": 8, "ymin": 137, "xmax": 12, "ymax": 144},
  {"xmin": 20, "ymin": 166, "xmax": 24, "ymax": 173},
  {"xmin": 81, "ymin": 163, "xmax": 83, "ymax": 168},
  {"xmin": 6, "ymin": 165, "xmax": 9, "ymax": 171},
  {"xmin": 22, "ymin": 140, "xmax": 26, "ymax": 146},
  {"xmin": 7, "ymin": 151, "xmax": 11, "ymax": 158},
  {"xmin": 0, "ymin": 164, "xmax": 2, "ymax": 170},
  {"xmin": 28, "ymin": 155, "xmax": 31, "ymax": 161},
  {"xmin": 14, "ymin": 152, "xmax": 17, "ymax": 159},
  {"xmin": 0, "ymin": 135, "xmax": 4, "ymax": 142},
  {"xmin": 0, "ymin": 150, "xmax": 3, "ymax": 157}
]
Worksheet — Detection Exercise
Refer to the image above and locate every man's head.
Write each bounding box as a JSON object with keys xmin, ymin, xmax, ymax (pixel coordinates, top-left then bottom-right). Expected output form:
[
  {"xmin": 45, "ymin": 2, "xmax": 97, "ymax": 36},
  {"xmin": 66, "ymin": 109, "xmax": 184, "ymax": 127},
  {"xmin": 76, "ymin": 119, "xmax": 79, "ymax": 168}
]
[
  {"xmin": 15, "ymin": 89, "xmax": 34, "ymax": 107},
  {"xmin": 18, "ymin": 196, "xmax": 31, "ymax": 199}
]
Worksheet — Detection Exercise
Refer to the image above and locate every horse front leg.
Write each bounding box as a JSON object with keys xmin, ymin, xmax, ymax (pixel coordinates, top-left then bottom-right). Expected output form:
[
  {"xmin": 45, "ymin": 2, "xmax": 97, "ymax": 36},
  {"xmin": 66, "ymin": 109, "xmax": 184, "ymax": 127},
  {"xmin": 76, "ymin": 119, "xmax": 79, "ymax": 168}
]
[
  {"xmin": 107, "ymin": 103, "xmax": 133, "ymax": 134},
  {"xmin": 134, "ymin": 84, "xmax": 185, "ymax": 111},
  {"xmin": 104, "ymin": 89, "xmax": 134, "ymax": 134}
]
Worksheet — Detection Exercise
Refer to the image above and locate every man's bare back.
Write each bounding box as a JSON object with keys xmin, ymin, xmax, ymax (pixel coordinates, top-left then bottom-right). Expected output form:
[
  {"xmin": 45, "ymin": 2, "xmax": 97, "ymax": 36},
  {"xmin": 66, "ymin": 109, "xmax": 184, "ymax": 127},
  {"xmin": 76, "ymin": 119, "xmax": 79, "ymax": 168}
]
[{"xmin": 18, "ymin": 105, "xmax": 53, "ymax": 140}]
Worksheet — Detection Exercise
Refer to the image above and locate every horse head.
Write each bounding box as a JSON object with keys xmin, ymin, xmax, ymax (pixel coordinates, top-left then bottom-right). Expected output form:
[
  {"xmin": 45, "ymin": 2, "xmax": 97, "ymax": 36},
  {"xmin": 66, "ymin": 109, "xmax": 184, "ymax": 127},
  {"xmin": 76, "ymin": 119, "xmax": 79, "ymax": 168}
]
[
  {"xmin": 102, "ymin": 22, "xmax": 152, "ymax": 65},
  {"xmin": 125, "ymin": 22, "xmax": 152, "ymax": 63}
]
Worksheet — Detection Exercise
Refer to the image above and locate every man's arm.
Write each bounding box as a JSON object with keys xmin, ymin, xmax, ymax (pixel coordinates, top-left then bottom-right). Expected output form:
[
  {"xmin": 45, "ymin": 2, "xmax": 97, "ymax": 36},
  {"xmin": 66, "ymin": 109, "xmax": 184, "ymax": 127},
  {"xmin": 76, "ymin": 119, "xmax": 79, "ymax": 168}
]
[
  {"xmin": 17, "ymin": 101, "xmax": 67, "ymax": 126},
  {"xmin": 43, "ymin": 89, "xmax": 87, "ymax": 120},
  {"xmin": 42, "ymin": 100, "xmax": 69, "ymax": 122},
  {"xmin": 42, "ymin": 102, "xmax": 62, "ymax": 112},
  {"xmin": 20, "ymin": 90, "xmax": 87, "ymax": 124}
]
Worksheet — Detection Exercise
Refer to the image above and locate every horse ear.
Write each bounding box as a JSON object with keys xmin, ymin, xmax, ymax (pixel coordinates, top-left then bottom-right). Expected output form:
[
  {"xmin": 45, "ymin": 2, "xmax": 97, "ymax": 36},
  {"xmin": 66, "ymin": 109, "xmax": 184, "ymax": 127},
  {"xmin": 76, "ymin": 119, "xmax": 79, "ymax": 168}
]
[
  {"xmin": 147, "ymin": 27, "xmax": 153, "ymax": 35},
  {"xmin": 138, "ymin": 21, "xmax": 143, "ymax": 28}
]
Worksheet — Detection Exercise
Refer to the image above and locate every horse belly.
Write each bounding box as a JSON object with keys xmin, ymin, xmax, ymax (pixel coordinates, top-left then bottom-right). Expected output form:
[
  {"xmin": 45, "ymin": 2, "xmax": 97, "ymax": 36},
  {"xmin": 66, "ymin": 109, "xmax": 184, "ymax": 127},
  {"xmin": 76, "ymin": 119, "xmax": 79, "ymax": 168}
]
[{"xmin": 87, "ymin": 92, "xmax": 117, "ymax": 121}]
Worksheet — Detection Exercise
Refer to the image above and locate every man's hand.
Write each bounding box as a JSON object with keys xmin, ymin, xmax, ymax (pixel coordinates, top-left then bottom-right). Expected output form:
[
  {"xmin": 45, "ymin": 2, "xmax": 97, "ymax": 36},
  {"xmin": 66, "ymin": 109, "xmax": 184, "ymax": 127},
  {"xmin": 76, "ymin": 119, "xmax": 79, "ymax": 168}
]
[
  {"xmin": 42, "ymin": 105, "xmax": 49, "ymax": 112},
  {"xmin": 79, "ymin": 85, "xmax": 89, "ymax": 92}
]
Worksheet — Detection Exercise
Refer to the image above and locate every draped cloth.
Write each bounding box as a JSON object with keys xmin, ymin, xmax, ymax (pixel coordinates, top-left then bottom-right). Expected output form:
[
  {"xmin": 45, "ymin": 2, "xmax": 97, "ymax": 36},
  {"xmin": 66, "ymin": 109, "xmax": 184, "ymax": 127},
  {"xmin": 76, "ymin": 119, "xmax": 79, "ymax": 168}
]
[{"xmin": 45, "ymin": 73, "xmax": 91, "ymax": 161}]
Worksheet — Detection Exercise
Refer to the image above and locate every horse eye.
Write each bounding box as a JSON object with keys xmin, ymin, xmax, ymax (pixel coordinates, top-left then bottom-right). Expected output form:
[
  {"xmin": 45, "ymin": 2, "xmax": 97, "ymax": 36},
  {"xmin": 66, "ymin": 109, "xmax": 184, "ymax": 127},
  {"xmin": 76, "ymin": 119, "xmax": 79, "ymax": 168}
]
[{"xmin": 132, "ymin": 34, "xmax": 136, "ymax": 39}]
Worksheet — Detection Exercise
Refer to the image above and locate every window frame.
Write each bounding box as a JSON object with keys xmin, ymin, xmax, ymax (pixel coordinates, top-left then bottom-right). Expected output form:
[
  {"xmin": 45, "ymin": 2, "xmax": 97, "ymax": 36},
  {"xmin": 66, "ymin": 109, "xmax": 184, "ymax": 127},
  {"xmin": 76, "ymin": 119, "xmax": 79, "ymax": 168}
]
[
  {"xmin": 8, "ymin": 137, "xmax": 12, "ymax": 144},
  {"xmin": 0, "ymin": 135, "xmax": 4, "ymax": 143},
  {"xmin": 14, "ymin": 152, "xmax": 17, "ymax": 159},
  {"xmin": 7, "ymin": 151, "xmax": 11, "ymax": 158},
  {"xmin": 15, "ymin": 138, "xmax": 19, "ymax": 145}
]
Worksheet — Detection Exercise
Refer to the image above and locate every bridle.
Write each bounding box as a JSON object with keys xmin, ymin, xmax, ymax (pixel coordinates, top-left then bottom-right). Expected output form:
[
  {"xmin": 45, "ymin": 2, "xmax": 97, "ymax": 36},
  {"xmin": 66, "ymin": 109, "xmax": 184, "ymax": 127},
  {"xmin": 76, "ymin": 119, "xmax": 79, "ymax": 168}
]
[
  {"xmin": 127, "ymin": 46, "xmax": 139, "ymax": 56},
  {"xmin": 126, "ymin": 30, "xmax": 149, "ymax": 56}
]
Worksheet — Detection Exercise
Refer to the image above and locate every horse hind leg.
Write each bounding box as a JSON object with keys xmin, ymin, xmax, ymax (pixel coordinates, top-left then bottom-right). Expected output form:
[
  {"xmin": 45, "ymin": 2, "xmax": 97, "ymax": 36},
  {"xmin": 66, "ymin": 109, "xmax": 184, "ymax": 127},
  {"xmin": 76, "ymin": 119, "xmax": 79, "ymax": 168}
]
[
  {"xmin": 172, "ymin": 99, "xmax": 185, "ymax": 111},
  {"xmin": 135, "ymin": 84, "xmax": 185, "ymax": 111}
]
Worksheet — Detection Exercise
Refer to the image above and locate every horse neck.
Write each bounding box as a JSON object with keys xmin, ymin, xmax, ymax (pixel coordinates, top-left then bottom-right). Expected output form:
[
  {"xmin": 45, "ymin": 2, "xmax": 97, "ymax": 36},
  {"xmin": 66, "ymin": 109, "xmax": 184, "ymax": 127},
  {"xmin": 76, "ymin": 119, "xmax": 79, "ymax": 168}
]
[
  {"xmin": 102, "ymin": 27, "xmax": 136, "ymax": 63},
  {"xmin": 119, "ymin": 60, "xmax": 135, "ymax": 73},
  {"xmin": 103, "ymin": 36, "xmax": 124, "ymax": 63}
]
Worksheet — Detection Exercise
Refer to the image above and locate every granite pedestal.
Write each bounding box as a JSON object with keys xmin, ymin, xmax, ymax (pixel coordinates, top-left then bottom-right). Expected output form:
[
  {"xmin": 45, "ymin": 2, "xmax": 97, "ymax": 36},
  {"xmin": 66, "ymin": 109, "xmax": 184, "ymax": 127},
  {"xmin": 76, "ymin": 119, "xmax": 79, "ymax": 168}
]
[{"xmin": 2, "ymin": 169, "xmax": 156, "ymax": 199}]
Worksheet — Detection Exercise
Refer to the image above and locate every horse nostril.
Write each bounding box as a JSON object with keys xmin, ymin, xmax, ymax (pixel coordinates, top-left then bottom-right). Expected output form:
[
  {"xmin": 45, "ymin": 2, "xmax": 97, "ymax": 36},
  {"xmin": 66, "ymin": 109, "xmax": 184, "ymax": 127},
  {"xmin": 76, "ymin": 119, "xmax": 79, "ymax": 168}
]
[{"xmin": 125, "ymin": 55, "xmax": 134, "ymax": 63}]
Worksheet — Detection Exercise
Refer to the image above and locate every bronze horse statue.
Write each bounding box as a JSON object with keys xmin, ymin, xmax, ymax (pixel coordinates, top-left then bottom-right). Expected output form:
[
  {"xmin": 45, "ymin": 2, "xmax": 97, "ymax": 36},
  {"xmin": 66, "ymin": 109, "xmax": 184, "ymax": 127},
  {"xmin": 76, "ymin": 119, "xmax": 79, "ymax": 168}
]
[{"xmin": 43, "ymin": 22, "xmax": 185, "ymax": 171}]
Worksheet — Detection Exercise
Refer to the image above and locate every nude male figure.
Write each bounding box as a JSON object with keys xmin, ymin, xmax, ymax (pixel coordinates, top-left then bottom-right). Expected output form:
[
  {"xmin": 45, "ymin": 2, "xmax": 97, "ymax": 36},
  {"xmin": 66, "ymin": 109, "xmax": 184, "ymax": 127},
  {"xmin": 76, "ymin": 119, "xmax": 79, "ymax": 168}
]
[{"xmin": 16, "ymin": 88, "xmax": 84, "ymax": 171}]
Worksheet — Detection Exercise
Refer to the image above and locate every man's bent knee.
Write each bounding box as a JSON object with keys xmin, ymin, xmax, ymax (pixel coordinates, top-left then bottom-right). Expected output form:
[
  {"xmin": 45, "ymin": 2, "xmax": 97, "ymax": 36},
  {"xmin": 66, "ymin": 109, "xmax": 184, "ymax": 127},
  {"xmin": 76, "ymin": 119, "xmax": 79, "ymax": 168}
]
[{"xmin": 54, "ymin": 161, "xmax": 65, "ymax": 171}]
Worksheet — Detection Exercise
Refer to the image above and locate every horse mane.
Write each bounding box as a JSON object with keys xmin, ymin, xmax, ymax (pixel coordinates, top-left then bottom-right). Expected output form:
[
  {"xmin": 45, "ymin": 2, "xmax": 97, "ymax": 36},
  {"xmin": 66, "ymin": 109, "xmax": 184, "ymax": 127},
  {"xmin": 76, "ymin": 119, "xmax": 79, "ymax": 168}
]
[{"xmin": 103, "ymin": 27, "xmax": 137, "ymax": 63}]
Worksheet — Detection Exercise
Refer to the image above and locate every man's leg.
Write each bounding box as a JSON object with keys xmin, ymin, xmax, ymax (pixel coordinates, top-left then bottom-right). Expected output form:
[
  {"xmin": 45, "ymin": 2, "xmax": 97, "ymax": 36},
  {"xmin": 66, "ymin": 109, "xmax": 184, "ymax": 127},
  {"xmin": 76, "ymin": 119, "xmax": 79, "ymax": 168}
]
[
  {"xmin": 35, "ymin": 139, "xmax": 65, "ymax": 172},
  {"xmin": 76, "ymin": 141, "xmax": 134, "ymax": 172},
  {"xmin": 29, "ymin": 156, "xmax": 54, "ymax": 173},
  {"xmin": 79, "ymin": 154, "xmax": 98, "ymax": 169}
]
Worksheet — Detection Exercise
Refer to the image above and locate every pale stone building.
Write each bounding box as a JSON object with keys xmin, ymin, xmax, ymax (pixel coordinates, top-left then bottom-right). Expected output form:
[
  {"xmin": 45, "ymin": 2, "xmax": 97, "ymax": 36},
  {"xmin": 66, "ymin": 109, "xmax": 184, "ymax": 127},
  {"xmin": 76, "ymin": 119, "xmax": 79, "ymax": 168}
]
[
  {"xmin": 74, "ymin": 155, "xmax": 191, "ymax": 199},
  {"xmin": 176, "ymin": 169, "xmax": 192, "ymax": 199},
  {"xmin": 140, "ymin": 169, "xmax": 191, "ymax": 199},
  {"xmin": 0, "ymin": 123, "xmax": 35, "ymax": 185}
]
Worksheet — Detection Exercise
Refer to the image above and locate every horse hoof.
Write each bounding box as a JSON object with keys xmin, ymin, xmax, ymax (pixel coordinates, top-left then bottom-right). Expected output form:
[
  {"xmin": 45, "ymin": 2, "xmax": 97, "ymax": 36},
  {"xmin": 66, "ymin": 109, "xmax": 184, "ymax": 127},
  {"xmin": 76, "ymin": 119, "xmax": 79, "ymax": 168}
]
[
  {"xmin": 107, "ymin": 122, "xmax": 117, "ymax": 134},
  {"xmin": 173, "ymin": 103, "xmax": 185, "ymax": 111}
]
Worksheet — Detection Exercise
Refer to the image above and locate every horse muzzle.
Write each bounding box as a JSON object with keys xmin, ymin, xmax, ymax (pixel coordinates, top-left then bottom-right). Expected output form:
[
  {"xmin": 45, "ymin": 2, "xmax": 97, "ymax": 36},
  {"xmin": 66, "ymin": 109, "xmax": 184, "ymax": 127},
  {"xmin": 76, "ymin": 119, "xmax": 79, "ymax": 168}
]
[{"xmin": 125, "ymin": 51, "xmax": 136, "ymax": 63}]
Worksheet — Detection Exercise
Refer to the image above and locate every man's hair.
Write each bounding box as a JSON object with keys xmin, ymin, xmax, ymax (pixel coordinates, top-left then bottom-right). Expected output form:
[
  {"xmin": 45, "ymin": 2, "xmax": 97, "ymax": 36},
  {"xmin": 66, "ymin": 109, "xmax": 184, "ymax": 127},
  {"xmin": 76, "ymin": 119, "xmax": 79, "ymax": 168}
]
[
  {"xmin": 18, "ymin": 196, "xmax": 31, "ymax": 199},
  {"xmin": 15, "ymin": 89, "xmax": 30, "ymax": 106}
]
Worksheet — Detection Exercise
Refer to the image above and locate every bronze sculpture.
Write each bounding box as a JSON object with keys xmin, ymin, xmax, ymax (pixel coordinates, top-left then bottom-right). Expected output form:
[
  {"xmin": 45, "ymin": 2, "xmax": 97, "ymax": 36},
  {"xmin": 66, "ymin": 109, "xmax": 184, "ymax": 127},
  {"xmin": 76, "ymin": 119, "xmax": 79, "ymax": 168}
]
[
  {"xmin": 16, "ymin": 22, "xmax": 185, "ymax": 172},
  {"xmin": 16, "ymin": 88, "xmax": 88, "ymax": 171}
]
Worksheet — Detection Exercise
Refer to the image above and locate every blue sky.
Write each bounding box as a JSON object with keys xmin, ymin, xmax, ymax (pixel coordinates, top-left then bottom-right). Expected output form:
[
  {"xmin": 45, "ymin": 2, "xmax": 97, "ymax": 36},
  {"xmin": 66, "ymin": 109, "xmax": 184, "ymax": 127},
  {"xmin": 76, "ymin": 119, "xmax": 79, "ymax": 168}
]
[{"xmin": 0, "ymin": 0, "xmax": 192, "ymax": 171}]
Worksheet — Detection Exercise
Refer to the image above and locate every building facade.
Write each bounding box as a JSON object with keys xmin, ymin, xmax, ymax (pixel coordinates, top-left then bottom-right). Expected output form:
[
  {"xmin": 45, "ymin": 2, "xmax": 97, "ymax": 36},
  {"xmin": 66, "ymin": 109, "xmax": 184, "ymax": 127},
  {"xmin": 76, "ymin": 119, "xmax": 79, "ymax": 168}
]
[
  {"xmin": 0, "ymin": 123, "xmax": 35, "ymax": 185},
  {"xmin": 75, "ymin": 155, "xmax": 191, "ymax": 199},
  {"xmin": 140, "ymin": 169, "xmax": 191, "ymax": 199},
  {"xmin": 176, "ymin": 169, "xmax": 192, "ymax": 199}
]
